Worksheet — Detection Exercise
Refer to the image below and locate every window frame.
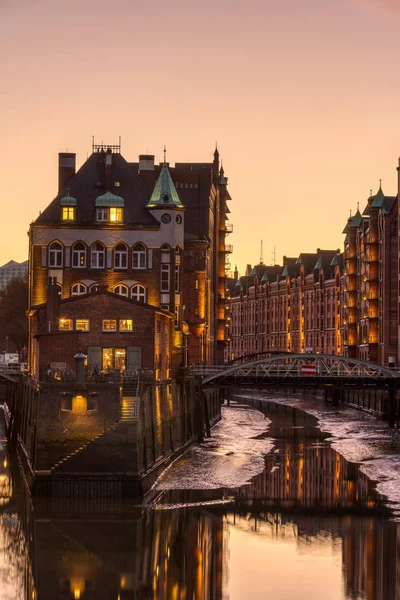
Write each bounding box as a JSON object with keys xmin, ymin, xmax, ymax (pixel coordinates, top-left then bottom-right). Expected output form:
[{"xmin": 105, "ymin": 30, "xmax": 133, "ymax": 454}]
[
  {"xmin": 72, "ymin": 242, "xmax": 86, "ymax": 268},
  {"xmin": 119, "ymin": 319, "xmax": 133, "ymax": 332},
  {"xmin": 49, "ymin": 242, "xmax": 63, "ymax": 268},
  {"xmin": 114, "ymin": 284, "xmax": 129, "ymax": 298},
  {"xmin": 91, "ymin": 242, "xmax": 105, "ymax": 269},
  {"xmin": 114, "ymin": 243, "xmax": 128, "ymax": 270},
  {"xmin": 131, "ymin": 284, "xmax": 146, "ymax": 303},
  {"xmin": 71, "ymin": 283, "xmax": 87, "ymax": 296},
  {"xmin": 61, "ymin": 206, "xmax": 76, "ymax": 222},
  {"xmin": 96, "ymin": 208, "xmax": 109, "ymax": 222},
  {"xmin": 75, "ymin": 319, "xmax": 90, "ymax": 331},
  {"xmin": 59, "ymin": 318, "xmax": 73, "ymax": 331},
  {"xmin": 110, "ymin": 207, "xmax": 123, "ymax": 223},
  {"xmin": 132, "ymin": 243, "xmax": 146, "ymax": 269},
  {"xmin": 102, "ymin": 319, "xmax": 117, "ymax": 332},
  {"xmin": 161, "ymin": 264, "xmax": 170, "ymax": 292}
]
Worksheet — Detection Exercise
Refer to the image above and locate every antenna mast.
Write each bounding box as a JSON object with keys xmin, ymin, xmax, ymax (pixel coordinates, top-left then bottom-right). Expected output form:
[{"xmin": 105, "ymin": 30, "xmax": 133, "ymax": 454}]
[{"xmin": 260, "ymin": 240, "xmax": 264, "ymax": 265}]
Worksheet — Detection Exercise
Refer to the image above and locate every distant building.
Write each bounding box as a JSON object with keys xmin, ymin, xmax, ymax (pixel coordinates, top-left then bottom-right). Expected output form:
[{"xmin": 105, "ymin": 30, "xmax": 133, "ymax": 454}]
[
  {"xmin": 0, "ymin": 260, "xmax": 28, "ymax": 291},
  {"xmin": 226, "ymin": 249, "xmax": 343, "ymax": 361}
]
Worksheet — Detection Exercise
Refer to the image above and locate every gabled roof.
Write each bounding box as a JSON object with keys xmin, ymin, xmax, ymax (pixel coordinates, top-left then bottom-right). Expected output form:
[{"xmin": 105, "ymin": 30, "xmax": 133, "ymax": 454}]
[
  {"xmin": 349, "ymin": 209, "xmax": 362, "ymax": 228},
  {"xmin": 370, "ymin": 185, "xmax": 385, "ymax": 209},
  {"xmin": 146, "ymin": 163, "xmax": 183, "ymax": 209},
  {"xmin": 34, "ymin": 152, "xmax": 159, "ymax": 228}
]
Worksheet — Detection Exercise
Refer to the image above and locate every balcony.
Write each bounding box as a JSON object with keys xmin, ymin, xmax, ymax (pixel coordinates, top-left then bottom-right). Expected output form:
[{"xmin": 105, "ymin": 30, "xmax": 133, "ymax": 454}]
[
  {"xmin": 224, "ymin": 244, "xmax": 233, "ymax": 254},
  {"xmin": 225, "ymin": 223, "xmax": 233, "ymax": 234}
]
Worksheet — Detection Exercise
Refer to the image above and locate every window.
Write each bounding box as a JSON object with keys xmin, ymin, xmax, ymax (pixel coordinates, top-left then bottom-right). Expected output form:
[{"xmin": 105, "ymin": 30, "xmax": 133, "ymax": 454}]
[
  {"xmin": 119, "ymin": 319, "xmax": 133, "ymax": 331},
  {"xmin": 175, "ymin": 245, "xmax": 182, "ymax": 255},
  {"xmin": 72, "ymin": 242, "xmax": 86, "ymax": 268},
  {"xmin": 161, "ymin": 264, "xmax": 170, "ymax": 292},
  {"xmin": 132, "ymin": 243, "xmax": 146, "ymax": 269},
  {"xmin": 176, "ymin": 214, "xmax": 182, "ymax": 224},
  {"xmin": 131, "ymin": 284, "xmax": 146, "ymax": 302},
  {"xmin": 59, "ymin": 318, "xmax": 73, "ymax": 330},
  {"xmin": 114, "ymin": 284, "xmax": 129, "ymax": 297},
  {"xmin": 96, "ymin": 208, "xmax": 109, "ymax": 222},
  {"xmin": 91, "ymin": 243, "xmax": 105, "ymax": 268},
  {"xmin": 75, "ymin": 319, "xmax": 89, "ymax": 331},
  {"xmin": 161, "ymin": 243, "xmax": 170, "ymax": 252},
  {"xmin": 71, "ymin": 283, "xmax": 87, "ymax": 296},
  {"xmin": 49, "ymin": 242, "xmax": 63, "ymax": 268},
  {"xmin": 110, "ymin": 207, "xmax": 123, "ymax": 222},
  {"xmin": 195, "ymin": 279, "xmax": 199, "ymax": 290},
  {"xmin": 175, "ymin": 306, "xmax": 180, "ymax": 328},
  {"xmin": 175, "ymin": 265, "xmax": 180, "ymax": 292},
  {"xmin": 114, "ymin": 243, "xmax": 128, "ymax": 269},
  {"xmin": 102, "ymin": 319, "xmax": 117, "ymax": 331},
  {"xmin": 161, "ymin": 304, "xmax": 169, "ymax": 311},
  {"xmin": 62, "ymin": 207, "xmax": 75, "ymax": 221}
]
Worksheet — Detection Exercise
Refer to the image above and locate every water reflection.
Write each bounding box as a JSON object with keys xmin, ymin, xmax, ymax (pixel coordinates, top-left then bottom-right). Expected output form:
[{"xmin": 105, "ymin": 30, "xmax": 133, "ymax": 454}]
[{"xmin": 1, "ymin": 404, "xmax": 400, "ymax": 599}]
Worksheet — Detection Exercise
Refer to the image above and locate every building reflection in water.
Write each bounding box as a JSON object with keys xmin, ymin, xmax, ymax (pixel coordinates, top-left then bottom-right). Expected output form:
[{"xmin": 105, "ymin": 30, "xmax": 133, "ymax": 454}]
[{"xmin": 1, "ymin": 403, "xmax": 400, "ymax": 599}]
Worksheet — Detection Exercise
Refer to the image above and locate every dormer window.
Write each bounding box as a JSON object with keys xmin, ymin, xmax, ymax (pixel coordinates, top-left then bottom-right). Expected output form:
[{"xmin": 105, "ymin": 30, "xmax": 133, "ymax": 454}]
[
  {"xmin": 110, "ymin": 207, "xmax": 123, "ymax": 223},
  {"xmin": 62, "ymin": 207, "xmax": 75, "ymax": 221},
  {"xmin": 96, "ymin": 208, "xmax": 109, "ymax": 222}
]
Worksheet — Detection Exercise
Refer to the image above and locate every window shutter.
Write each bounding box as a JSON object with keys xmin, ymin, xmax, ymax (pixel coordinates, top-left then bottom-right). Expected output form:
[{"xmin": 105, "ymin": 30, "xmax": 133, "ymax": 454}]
[
  {"xmin": 127, "ymin": 347, "xmax": 141, "ymax": 371},
  {"xmin": 107, "ymin": 249, "xmax": 112, "ymax": 269},
  {"xmin": 41, "ymin": 247, "xmax": 47, "ymax": 267},
  {"xmin": 87, "ymin": 346, "xmax": 102, "ymax": 369}
]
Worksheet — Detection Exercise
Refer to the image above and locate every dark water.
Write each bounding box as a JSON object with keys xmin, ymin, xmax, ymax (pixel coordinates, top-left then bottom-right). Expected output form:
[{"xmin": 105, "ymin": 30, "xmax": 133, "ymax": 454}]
[{"xmin": 1, "ymin": 401, "xmax": 400, "ymax": 600}]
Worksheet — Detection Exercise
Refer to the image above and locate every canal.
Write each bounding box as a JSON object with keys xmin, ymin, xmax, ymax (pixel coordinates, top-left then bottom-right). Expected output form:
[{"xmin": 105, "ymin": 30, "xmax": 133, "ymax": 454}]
[{"xmin": 1, "ymin": 394, "xmax": 400, "ymax": 599}]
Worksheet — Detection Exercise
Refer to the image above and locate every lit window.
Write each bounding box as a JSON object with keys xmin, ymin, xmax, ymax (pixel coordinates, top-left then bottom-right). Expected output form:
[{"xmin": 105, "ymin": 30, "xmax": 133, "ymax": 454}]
[
  {"xmin": 114, "ymin": 243, "xmax": 128, "ymax": 269},
  {"xmin": 59, "ymin": 318, "xmax": 73, "ymax": 330},
  {"xmin": 132, "ymin": 243, "xmax": 146, "ymax": 269},
  {"xmin": 72, "ymin": 242, "xmax": 86, "ymax": 268},
  {"xmin": 49, "ymin": 242, "xmax": 63, "ymax": 268},
  {"xmin": 96, "ymin": 208, "xmax": 109, "ymax": 222},
  {"xmin": 131, "ymin": 284, "xmax": 146, "ymax": 302},
  {"xmin": 71, "ymin": 283, "xmax": 87, "ymax": 296},
  {"xmin": 91, "ymin": 243, "xmax": 105, "ymax": 268},
  {"xmin": 62, "ymin": 206, "xmax": 75, "ymax": 221},
  {"xmin": 119, "ymin": 319, "xmax": 133, "ymax": 331},
  {"xmin": 114, "ymin": 182, "xmax": 120, "ymax": 187},
  {"xmin": 110, "ymin": 207, "xmax": 123, "ymax": 222},
  {"xmin": 102, "ymin": 319, "xmax": 117, "ymax": 331},
  {"xmin": 161, "ymin": 264, "xmax": 170, "ymax": 292},
  {"xmin": 75, "ymin": 319, "xmax": 89, "ymax": 331},
  {"xmin": 114, "ymin": 284, "xmax": 129, "ymax": 297}
]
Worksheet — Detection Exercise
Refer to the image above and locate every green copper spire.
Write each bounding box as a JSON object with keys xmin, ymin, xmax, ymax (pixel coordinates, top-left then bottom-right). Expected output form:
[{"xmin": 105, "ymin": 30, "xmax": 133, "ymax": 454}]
[
  {"xmin": 371, "ymin": 182, "xmax": 385, "ymax": 208},
  {"xmin": 146, "ymin": 163, "xmax": 183, "ymax": 209}
]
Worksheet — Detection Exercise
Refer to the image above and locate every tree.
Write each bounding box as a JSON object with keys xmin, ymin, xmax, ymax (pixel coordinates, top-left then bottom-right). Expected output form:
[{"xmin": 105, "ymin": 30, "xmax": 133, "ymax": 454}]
[{"xmin": 0, "ymin": 279, "xmax": 28, "ymax": 351}]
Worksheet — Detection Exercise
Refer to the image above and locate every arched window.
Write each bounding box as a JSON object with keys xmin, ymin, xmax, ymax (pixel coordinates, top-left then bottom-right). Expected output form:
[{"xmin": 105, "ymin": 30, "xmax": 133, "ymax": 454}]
[
  {"xmin": 114, "ymin": 284, "xmax": 129, "ymax": 298},
  {"xmin": 131, "ymin": 284, "xmax": 146, "ymax": 303},
  {"xmin": 71, "ymin": 283, "xmax": 87, "ymax": 296},
  {"xmin": 72, "ymin": 242, "xmax": 86, "ymax": 268},
  {"xmin": 175, "ymin": 245, "xmax": 182, "ymax": 255},
  {"xmin": 91, "ymin": 243, "xmax": 105, "ymax": 269},
  {"xmin": 114, "ymin": 243, "xmax": 128, "ymax": 269},
  {"xmin": 48, "ymin": 242, "xmax": 63, "ymax": 268},
  {"xmin": 161, "ymin": 243, "xmax": 170, "ymax": 253},
  {"xmin": 132, "ymin": 243, "xmax": 146, "ymax": 269}
]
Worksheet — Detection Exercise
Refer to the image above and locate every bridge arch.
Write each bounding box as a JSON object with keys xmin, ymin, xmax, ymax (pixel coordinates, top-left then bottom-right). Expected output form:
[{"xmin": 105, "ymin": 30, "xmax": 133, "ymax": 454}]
[{"xmin": 199, "ymin": 354, "xmax": 400, "ymax": 386}]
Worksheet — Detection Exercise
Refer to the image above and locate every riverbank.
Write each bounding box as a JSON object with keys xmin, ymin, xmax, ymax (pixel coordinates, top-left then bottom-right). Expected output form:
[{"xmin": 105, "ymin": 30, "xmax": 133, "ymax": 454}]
[{"xmin": 234, "ymin": 390, "xmax": 400, "ymax": 516}]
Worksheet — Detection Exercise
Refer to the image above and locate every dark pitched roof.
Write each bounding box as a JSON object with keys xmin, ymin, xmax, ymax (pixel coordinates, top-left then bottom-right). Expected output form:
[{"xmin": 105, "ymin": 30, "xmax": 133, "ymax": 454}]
[{"xmin": 34, "ymin": 152, "xmax": 159, "ymax": 228}]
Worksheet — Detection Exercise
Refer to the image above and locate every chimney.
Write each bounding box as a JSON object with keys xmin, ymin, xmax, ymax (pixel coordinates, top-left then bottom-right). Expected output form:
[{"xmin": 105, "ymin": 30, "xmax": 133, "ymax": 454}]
[
  {"xmin": 138, "ymin": 154, "xmax": 156, "ymax": 186},
  {"xmin": 58, "ymin": 152, "xmax": 76, "ymax": 192},
  {"xmin": 46, "ymin": 277, "xmax": 60, "ymax": 332},
  {"xmin": 105, "ymin": 149, "xmax": 113, "ymax": 189}
]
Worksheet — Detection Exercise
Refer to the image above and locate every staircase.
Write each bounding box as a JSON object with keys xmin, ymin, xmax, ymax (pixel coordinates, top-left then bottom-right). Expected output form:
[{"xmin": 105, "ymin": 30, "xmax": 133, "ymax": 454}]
[
  {"xmin": 121, "ymin": 378, "xmax": 140, "ymax": 423},
  {"xmin": 50, "ymin": 424, "xmax": 118, "ymax": 471}
]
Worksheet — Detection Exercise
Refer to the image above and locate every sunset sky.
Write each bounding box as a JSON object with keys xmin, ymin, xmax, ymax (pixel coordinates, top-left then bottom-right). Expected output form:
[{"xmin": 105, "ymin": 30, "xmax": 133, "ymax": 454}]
[{"xmin": 1, "ymin": 0, "xmax": 400, "ymax": 275}]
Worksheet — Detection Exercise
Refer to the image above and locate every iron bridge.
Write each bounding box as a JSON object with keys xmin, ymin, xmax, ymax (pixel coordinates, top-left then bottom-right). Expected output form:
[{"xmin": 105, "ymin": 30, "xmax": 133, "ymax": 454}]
[{"xmin": 193, "ymin": 354, "xmax": 400, "ymax": 388}]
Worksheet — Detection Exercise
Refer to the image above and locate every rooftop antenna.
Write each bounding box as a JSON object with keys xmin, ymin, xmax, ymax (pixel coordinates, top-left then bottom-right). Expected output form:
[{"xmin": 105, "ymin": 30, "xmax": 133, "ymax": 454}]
[
  {"xmin": 260, "ymin": 240, "xmax": 264, "ymax": 265},
  {"xmin": 271, "ymin": 245, "xmax": 276, "ymax": 266},
  {"xmin": 163, "ymin": 145, "xmax": 167, "ymax": 164},
  {"xmin": 119, "ymin": 136, "xmax": 121, "ymax": 151},
  {"xmin": 357, "ymin": 201, "xmax": 359, "ymax": 212}
]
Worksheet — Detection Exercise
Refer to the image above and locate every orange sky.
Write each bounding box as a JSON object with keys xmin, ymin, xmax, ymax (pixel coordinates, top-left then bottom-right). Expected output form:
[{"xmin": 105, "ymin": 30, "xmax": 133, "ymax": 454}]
[{"xmin": 1, "ymin": 0, "xmax": 400, "ymax": 274}]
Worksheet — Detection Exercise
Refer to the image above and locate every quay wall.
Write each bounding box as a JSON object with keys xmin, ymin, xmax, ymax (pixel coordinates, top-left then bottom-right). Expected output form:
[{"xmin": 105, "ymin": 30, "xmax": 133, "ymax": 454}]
[{"xmin": 5, "ymin": 373, "xmax": 221, "ymax": 497}]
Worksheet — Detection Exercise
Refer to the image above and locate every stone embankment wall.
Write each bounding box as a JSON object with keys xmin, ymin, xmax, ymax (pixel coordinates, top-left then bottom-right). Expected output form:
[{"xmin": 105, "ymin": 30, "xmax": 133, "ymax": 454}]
[{"xmin": 5, "ymin": 373, "xmax": 221, "ymax": 497}]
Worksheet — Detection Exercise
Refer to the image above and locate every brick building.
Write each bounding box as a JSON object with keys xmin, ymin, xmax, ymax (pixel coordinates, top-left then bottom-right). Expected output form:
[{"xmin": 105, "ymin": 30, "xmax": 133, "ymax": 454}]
[
  {"xmin": 28, "ymin": 142, "xmax": 231, "ymax": 377},
  {"xmin": 226, "ymin": 249, "xmax": 344, "ymax": 360},
  {"xmin": 343, "ymin": 185, "xmax": 398, "ymax": 365},
  {"xmin": 0, "ymin": 259, "xmax": 28, "ymax": 291}
]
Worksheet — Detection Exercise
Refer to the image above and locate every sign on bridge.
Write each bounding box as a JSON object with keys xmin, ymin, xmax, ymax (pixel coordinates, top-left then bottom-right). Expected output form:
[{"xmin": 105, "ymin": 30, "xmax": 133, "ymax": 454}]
[{"xmin": 301, "ymin": 364, "xmax": 317, "ymax": 376}]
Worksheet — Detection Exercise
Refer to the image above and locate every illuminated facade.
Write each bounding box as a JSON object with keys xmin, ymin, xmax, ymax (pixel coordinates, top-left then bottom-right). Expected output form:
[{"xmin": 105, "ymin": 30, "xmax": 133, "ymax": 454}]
[
  {"xmin": 28, "ymin": 143, "xmax": 231, "ymax": 376},
  {"xmin": 343, "ymin": 185, "xmax": 398, "ymax": 366},
  {"xmin": 226, "ymin": 249, "xmax": 344, "ymax": 360}
]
